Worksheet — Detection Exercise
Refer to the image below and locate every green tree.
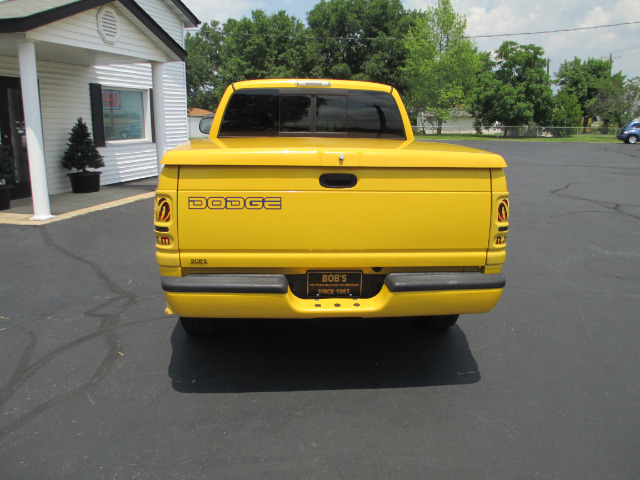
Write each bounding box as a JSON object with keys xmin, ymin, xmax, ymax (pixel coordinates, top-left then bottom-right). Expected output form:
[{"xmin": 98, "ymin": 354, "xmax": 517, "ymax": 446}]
[
  {"xmin": 589, "ymin": 74, "xmax": 640, "ymax": 131},
  {"xmin": 555, "ymin": 57, "xmax": 614, "ymax": 124},
  {"xmin": 621, "ymin": 77, "xmax": 640, "ymax": 121},
  {"xmin": 185, "ymin": 11, "xmax": 313, "ymax": 110},
  {"xmin": 469, "ymin": 41, "xmax": 554, "ymax": 135},
  {"xmin": 468, "ymin": 51, "xmax": 497, "ymax": 132},
  {"xmin": 306, "ymin": 0, "xmax": 417, "ymax": 92},
  {"xmin": 549, "ymin": 90, "xmax": 583, "ymax": 136},
  {"xmin": 185, "ymin": 21, "xmax": 225, "ymax": 111},
  {"xmin": 403, "ymin": 0, "xmax": 480, "ymax": 134},
  {"xmin": 219, "ymin": 10, "xmax": 313, "ymax": 84}
]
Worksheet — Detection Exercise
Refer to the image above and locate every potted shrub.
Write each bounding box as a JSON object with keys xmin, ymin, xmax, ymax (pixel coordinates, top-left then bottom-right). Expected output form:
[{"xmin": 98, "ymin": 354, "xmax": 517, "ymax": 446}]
[
  {"xmin": 0, "ymin": 146, "xmax": 15, "ymax": 211},
  {"xmin": 61, "ymin": 117, "xmax": 105, "ymax": 193}
]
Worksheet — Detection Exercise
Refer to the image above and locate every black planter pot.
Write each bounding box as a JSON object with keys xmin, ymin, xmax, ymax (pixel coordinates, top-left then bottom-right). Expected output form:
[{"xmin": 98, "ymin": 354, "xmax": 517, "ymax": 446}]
[
  {"xmin": 0, "ymin": 185, "xmax": 12, "ymax": 211},
  {"xmin": 68, "ymin": 171, "xmax": 101, "ymax": 194}
]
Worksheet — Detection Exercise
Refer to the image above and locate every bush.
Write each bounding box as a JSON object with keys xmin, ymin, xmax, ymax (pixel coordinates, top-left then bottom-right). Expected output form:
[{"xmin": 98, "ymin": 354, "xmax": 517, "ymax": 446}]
[{"xmin": 61, "ymin": 118, "xmax": 105, "ymax": 172}]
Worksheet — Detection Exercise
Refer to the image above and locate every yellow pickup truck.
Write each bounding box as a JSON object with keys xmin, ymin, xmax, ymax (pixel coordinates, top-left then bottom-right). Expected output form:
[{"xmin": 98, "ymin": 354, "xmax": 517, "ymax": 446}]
[{"xmin": 154, "ymin": 79, "xmax": 509, "ymax": 334}]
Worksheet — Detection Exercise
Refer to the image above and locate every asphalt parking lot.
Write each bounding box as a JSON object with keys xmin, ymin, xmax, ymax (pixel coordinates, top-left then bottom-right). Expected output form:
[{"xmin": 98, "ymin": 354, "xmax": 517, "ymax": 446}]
[{"xmin": 1, "ymin": 141, "xmax": 639, "ymax": 479}]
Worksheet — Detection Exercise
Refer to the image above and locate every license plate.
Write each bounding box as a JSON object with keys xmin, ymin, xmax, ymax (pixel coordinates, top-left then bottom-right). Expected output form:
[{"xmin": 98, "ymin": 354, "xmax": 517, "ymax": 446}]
[{"xmin": 307, "ymin": 271, "xmax": 363, "ymax": 298}]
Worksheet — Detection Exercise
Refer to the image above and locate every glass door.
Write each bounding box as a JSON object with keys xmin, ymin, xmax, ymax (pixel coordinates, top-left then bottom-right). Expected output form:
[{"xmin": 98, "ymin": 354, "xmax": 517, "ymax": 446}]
[{"xmin": 0, "ymin": 76, "xmax": 30, "ymax": 199}]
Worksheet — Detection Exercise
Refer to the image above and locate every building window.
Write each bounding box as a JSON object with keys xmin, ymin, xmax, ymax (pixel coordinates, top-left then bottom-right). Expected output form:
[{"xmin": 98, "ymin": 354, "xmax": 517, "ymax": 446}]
[
  {"xmin": 89, "ymin": 83, "xmax": 154, "ymax": 147},
  {"xmin": 102, "ymin": 88, "xmax": 146, "ymax": 141}
]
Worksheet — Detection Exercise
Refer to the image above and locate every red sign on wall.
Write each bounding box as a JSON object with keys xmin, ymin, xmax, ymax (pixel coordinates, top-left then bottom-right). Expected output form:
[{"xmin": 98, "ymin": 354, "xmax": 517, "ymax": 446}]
[{"xmin": 103, "ymin": 90, "xmax": 120, "ymax": 109}]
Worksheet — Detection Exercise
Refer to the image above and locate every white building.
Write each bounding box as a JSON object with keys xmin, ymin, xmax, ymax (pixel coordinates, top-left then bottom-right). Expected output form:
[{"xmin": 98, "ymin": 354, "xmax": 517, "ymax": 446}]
[
  {"xmin": 187, "ymin": 107, "xmax": 213, "ymax": 139},
  {"xmin": 0, "ymin": 0, "xmax": 199, "ymax": 219},
  {"xmin": 416, "ymin": 108, "xmax": 476, "ymax": 135}
]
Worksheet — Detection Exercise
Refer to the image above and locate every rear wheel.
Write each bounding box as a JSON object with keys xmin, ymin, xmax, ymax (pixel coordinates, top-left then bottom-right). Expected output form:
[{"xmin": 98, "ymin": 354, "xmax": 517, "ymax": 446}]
[
  {"xmin": 180, "ymin": 317, "xmax": 219, "ymax": 335},
  {"xmin": 414, "ymin": 314, "xmax": 459, "ymax": 330},
  {"xmin": 627, "ymin": 135, "xmax": 638, "ymax": 144}
]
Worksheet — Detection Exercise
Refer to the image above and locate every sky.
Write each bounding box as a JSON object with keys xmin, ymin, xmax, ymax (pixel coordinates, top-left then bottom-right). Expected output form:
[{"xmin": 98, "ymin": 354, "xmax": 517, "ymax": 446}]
[{"xmin": 181, "ymin": 0, "xmax": 640, "ymax": 80}]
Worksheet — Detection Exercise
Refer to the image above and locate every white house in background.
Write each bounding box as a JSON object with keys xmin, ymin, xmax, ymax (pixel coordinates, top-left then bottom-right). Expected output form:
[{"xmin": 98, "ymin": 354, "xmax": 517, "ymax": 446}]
[
  {"xmin": 416, "ymin": 107, "xmax": 475, "ymax": 134},
  {"xmin": 0, "ymin": 0, "xmax": 199, "ymax": 220},
  {"xmin": 187, "ymin": 107, "xmax": 213, "ymax": 139}
]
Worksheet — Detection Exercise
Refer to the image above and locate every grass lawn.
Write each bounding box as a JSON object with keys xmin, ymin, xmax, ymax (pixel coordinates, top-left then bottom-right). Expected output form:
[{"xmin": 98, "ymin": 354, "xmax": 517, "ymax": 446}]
[{"xmin": 415, "ymin": 133, "xmax": 621, "ymax": 143}]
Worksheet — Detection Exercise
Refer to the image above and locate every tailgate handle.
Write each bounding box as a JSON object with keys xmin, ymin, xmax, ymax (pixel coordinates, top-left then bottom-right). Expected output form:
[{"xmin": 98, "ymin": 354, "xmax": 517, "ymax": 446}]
[{"xmin": 320, "ymin": 173, "xmax": 358, "ymax": 189}]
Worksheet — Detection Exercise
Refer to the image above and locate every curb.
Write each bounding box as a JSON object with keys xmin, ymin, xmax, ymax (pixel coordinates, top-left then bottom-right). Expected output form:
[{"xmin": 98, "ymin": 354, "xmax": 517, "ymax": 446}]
[{"xmin": 0, "ymin": 192, "xmax": 155, "ymax": 226}]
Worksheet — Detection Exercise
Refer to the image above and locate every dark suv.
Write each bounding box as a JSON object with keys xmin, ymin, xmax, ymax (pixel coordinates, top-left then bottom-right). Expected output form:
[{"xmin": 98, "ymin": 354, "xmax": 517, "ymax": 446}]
[{"xmin": 617, "ymin": 119, "xmax": 640, "ymax": 144}]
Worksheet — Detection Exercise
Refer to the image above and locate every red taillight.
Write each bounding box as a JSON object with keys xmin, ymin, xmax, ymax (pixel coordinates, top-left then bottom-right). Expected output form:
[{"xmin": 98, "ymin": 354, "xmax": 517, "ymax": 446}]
[
  {"xmin": 155, "ymin": 197, "xmax": 171, "ymax": 222},
  {"xmin": 497, "ymin": 198, "xmax": 509, "ymax": 222}
]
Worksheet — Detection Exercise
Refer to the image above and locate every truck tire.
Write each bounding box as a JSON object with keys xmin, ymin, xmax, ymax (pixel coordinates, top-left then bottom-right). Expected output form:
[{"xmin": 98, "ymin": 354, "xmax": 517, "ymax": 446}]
[
  {"xmin": 414, "ymin": 314, "xmax": 459, "ymax": 330},
  {"xmin": 180, "ymin": 317, "xmax": 218, "ymax": 335}
]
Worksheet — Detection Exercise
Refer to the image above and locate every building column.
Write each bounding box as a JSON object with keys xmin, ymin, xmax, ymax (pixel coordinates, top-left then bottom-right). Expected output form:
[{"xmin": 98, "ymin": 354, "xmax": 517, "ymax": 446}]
[
  {"xmin": 151, "ymin": 62, "xmax": 167, "ymax": 173},
  {"xmin": 18, "ymin": 39, "xmax": 53, "ymax": 221}
]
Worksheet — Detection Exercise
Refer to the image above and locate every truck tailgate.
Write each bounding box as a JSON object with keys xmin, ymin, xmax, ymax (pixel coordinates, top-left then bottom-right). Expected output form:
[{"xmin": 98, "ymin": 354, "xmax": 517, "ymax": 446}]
[{"xmin": 176, "ymin": 165, "xmax": 491, "ymax": 269}]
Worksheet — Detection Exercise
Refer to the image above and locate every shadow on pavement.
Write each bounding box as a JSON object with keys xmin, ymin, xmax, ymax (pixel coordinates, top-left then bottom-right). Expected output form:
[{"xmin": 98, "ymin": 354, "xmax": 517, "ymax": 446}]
[{"xmin": 168, "ymin": 317, "xmax": 480, "ymax": 393}]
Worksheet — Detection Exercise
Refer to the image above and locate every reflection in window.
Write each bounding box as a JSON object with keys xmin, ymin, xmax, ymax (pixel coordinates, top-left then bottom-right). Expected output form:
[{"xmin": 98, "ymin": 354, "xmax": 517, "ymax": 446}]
[
  {"xmin": 347, "ymin": 91, "xmax": 405, "ymax": 138},
  {"xmin": 219, "ymin": 90, "xmax": 279, "ymax": 137},
  {"xmin": 218, "ymin": 89, "xmax": 405, "ymax": 138},
  {"xmin": 316, "ymin": 96, "xmax": 346, "ymax": 133},
  {"xmin": 280, "ymin": 95, "xmax": 311, "ymax": 132},
  {"xmin": 102, "ymin": 89, "xmax": 144, "ymax": 141}
]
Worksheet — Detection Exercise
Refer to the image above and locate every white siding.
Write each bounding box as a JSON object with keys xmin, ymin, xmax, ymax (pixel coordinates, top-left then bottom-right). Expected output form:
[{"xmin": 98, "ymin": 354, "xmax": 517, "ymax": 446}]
[
  {"xmin": 1, "ymin": 55, "xmax": 187, "ymax": 194},
  {"xmin": 0, "ymin": 0, "xmax": 190, "ymax": 196},
  {"xmin": 94, "ymin": 60, "xmax": 189, "ymax": 177},
  {"xmin": 137, "ymin": 0, "xmax": 186, "ymax": 46},
  {"xmin": 189, "ymin": 117, "xmax": 208, "ymax": 139},
  {"xmin": 95, "ymin": 63, "xmax": 152, "ymax": 88},
  {"xmin": 2, "ymin": 56, "xmax": 93, "ymax": 195},
  {"xmin": 161, "ymin": 61, "xmax": 189, "ymax": 149},
  {"xmin": 95, "ymin": 63, "xmax": 162, "ymax": 185},
  {"xmin": 91, "ymin": 1, "xmax": 189, "ymax": 183},
  {"xmin": 27, "ymin": 7, "xmax": 167, "ymax": 63}
]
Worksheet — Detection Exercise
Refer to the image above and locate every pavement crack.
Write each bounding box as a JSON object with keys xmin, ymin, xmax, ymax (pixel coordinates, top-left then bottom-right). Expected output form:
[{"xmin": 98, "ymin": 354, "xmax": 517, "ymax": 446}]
[
  {"xmin": 0, "ymin": 228, "xmax": 142, "ymax": 438},
  {"xmin": 0, "ymin": 322, "xmax": 36, "ymax": 405},
  {"xmin": 550, "ymin": 183, "xmax": 640, "ymax": 221}
]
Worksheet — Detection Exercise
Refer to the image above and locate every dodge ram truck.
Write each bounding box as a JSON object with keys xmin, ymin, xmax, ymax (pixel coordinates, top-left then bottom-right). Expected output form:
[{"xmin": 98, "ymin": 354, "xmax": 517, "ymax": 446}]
[{"xmin": 154, "ymin": 79, "xmax": 509, "ymax": 334}]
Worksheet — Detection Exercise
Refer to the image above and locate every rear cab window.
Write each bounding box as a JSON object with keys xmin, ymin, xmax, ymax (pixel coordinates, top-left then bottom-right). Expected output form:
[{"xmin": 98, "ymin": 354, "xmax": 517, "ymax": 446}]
[{"xmin": 219, "ymin": 88, "xmax": 406, "ymax": 139}]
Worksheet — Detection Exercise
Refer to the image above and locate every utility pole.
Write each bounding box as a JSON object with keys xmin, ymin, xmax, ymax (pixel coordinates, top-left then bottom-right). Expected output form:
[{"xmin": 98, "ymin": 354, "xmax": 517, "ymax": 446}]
[{"xmin": 601, "ymin": 53, "xmax": 621, "ymax": 64}]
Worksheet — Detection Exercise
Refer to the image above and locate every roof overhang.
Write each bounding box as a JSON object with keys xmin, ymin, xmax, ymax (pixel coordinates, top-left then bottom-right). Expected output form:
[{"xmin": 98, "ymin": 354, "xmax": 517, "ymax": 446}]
[{"xmin": 0, "ymin": 0, "xmax": 200, "ymax": 65}]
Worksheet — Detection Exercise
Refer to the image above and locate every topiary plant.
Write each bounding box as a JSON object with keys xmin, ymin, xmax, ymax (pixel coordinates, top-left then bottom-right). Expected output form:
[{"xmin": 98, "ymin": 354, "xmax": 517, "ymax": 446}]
[{"xmin": 61, "ymin": 117, "xmax": 105, "ymax": 172}]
